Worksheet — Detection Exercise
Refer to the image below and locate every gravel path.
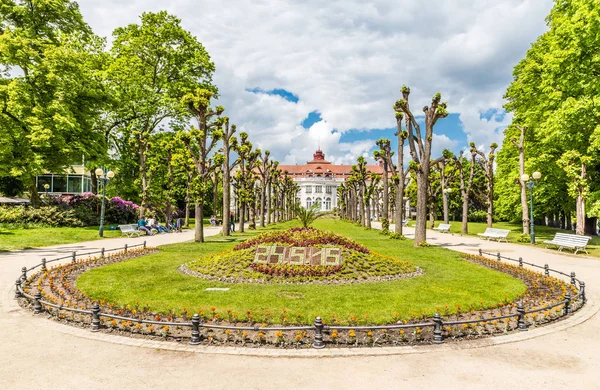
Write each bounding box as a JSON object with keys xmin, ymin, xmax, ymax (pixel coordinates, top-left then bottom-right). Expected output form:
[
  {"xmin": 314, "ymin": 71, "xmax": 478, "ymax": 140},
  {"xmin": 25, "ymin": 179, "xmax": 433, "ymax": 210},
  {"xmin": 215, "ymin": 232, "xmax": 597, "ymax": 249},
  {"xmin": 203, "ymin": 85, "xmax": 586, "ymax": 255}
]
[{"xmin": 1, "ymin": 224, "xmax": 599, "ymax": 389}]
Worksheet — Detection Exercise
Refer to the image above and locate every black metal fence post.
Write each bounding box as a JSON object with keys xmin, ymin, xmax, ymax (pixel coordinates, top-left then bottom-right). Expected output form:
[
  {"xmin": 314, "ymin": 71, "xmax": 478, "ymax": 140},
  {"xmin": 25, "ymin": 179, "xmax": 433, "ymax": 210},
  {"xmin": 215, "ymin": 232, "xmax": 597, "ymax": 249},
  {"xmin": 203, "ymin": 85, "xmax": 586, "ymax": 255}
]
[
  {"xmin": 72, "ymin": 251, "xmax": 76, "ymax": 264},
  {"xmin": 570, "ymin": 272, "xmax": 576, "ymax": 286},
  {"xmin": 190, "ymin": 314, "xmax": 201, "ymax": 345},
  {"xmin": 15, "ymin": 279, "xmax": 22, "ymax": 299},
  {"xmin": 580, "ymin": 281, "xmax": 586, "ymax": 303},
  {"xmin": 124, "ymin": 244, "xmax": 128, "ymax": 254},
  {"xmin": 33, "ymin": 291, "xmax": 43, "ymax": 314},
  {"xmin": 143, "ymin": 241, "xmax": 147, "ymax": 249},
  {"xmin": 478, "ymin": 249, "xmax": 482, "ymax": 256},
  {"xmin": 517, "ymin": 303, "xmax": 528, "ymax": 331},
  {"xmin": 91, "ymin": 302, "xmax": 101, "ymax": 332},
  {"xmin": 497, "ymin": 252, "xmax": 501, "ymax": 262},
  {"xmin": 544, "ymin": 264, "xmax": 549, "ymax": 276},
  {"xmin": 312, "ymin": 317, "xmax": 325, "ymax": 349},
  {"xmin": 41, "ymin": 258, "xmax": 47, "ymax": 272},
  {"xmin": 433, "ymin": 313, "xmax": 444, "ymax": 344},
  {"xmin": 101, "ymin": 248, "xmax": 105, "ymax": 258},
  {"xmin": 21, "ymin": 266, "xmax": 27, "ymax": 284},
  {"xmin": 518, "ymin": 257, "xmax": 523, "ymax": 267},
  {"xmin": 564, "ymin": 292, "xmax": 571, "ymax": 315}
]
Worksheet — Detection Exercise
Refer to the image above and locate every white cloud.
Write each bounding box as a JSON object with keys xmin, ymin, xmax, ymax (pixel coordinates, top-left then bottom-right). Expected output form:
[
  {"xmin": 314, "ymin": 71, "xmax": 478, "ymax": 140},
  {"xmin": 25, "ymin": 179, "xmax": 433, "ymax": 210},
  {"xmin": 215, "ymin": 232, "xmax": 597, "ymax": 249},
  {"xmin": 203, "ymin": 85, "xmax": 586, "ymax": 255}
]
[{"xmin": 79, "ymin": 0, "xmax": 553, "ymax": 163}]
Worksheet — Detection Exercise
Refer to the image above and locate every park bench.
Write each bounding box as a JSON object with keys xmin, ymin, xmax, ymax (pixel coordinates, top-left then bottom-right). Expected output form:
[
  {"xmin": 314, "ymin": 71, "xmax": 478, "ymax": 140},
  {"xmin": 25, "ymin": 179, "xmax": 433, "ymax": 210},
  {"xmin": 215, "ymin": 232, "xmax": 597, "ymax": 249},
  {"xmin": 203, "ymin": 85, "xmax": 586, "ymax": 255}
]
[
  {"xmin": 433, "ymin": 223, "xmax": 451, "ymax": 233},
  {"xmin": 477, "ymin": 228, "xmax": 510, "ymax": 243},
  {"xmin": 543, "ymin": 233, "xmax": 592, "ymax": 255},
  {"xmin": 119, "ymin": 224, "xmax": 143, "ymax": 238}
]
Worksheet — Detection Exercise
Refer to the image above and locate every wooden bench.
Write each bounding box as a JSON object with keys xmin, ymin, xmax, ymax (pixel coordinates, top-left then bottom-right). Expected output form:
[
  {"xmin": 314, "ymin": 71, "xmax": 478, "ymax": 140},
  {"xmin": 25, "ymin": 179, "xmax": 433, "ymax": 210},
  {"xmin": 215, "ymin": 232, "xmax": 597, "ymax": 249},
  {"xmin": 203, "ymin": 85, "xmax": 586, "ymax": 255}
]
[
  {"xmin": 433, "ymin": 223, "xmax": 451, "ymax": 233},
  {"xmin": 119, "ymin": 224, "xmax": 143, "ymax": 237},
  {"xmin": 477, "ymin": 228, "xmax": 510, "ymax": 243},
  {"xmin": 543, "ymin": 233, "xmax": 592, "ymax": 255}
]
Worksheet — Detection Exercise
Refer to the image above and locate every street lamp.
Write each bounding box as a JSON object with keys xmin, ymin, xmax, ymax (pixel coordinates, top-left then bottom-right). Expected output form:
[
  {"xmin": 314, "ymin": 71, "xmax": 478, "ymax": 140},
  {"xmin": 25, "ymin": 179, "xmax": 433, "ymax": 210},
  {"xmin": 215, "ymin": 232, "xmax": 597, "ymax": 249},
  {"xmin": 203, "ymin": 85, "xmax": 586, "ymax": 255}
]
[
  {"xmin": 443, "ymin": 188, "xmax": 453, "ymax": 224},
  {"xmin": 95, "ymin": 168, "xmax": 115, "ymax": 237},
  {"xmin": 521, "ymin": 171, "xmax": 542, "ymax": 244},
  {"xmin": 43, "ymin": 183, "xmax": 50, "ymax": 200}
]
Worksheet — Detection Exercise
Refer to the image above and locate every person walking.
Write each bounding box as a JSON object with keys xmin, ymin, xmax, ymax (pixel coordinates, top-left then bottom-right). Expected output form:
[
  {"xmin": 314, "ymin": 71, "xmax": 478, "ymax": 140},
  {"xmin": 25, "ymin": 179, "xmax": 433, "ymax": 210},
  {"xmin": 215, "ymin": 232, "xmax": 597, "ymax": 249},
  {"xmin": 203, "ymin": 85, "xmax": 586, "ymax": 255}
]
[{"xmin": 230, "ymin": 212, "xmax": 235, "ymax": 233}]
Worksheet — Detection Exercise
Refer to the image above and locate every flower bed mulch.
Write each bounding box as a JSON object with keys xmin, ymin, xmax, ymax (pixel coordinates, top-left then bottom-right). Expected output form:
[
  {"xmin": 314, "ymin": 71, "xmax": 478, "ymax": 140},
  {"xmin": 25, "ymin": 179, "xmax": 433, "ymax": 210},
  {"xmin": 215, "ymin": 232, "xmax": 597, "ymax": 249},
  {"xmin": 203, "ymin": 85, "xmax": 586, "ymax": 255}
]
[{"xmin": 17, "ymin": 246, "xmax": 583, "ymax": 348}]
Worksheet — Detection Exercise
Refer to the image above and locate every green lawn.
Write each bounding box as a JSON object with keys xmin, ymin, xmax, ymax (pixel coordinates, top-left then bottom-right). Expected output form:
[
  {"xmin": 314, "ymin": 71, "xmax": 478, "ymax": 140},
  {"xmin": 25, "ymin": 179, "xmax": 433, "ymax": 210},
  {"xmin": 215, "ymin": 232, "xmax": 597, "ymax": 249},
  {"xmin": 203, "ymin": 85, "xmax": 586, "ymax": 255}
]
[
  {"xmin": 0, "ymin": 226, "xmax": 123, "ymax": 251},
  {"xmin": 440, "ymin": 220, "xmax": 600, "ymax": 257},
  {"xmin": 77, "ymin": 219, "xmax": 526, "ymax": 325}
]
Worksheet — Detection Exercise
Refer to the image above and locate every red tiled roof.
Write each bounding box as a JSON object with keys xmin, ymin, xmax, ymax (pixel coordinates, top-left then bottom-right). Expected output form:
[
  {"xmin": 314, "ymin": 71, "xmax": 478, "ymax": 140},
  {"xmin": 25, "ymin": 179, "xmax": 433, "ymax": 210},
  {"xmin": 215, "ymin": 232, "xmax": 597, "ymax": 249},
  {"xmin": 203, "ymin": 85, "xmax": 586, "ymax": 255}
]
[{"xmin": 278, "ymin": 149, "xmax": 383, "ymax": 178}]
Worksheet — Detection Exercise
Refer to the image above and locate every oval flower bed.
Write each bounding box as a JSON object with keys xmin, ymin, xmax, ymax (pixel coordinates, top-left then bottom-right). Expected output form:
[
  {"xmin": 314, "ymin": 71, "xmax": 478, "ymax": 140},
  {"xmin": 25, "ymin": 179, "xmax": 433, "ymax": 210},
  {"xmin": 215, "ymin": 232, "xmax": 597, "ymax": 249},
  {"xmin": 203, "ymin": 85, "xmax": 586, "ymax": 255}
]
[
  {"xmin": 18, "ymin": 247, "xmax": 582, "ymax": 348},
  {"xmin": 181, "ymin": 228, "xmax": 420, "ymax": 284}
]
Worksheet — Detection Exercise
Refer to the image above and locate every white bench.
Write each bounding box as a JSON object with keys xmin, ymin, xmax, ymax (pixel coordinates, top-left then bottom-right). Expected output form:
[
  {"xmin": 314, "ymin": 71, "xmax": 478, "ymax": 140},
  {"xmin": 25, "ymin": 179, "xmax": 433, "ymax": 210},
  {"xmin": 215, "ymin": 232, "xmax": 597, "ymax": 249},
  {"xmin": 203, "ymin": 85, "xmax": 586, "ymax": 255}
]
[
  {"xmin": 119, "ymin": 224, "xmax": 143, "ymax": 237},
  {"xmin": 477, "ymin": 228, "xmax": 510, "ymax": 243},
  {"xmin": 433, "ymin": 223, "xmax": 451, "ymax": 233},
  {"xmin": 543, "ymin": 233, "xmax": 592, "ymax": 255}
]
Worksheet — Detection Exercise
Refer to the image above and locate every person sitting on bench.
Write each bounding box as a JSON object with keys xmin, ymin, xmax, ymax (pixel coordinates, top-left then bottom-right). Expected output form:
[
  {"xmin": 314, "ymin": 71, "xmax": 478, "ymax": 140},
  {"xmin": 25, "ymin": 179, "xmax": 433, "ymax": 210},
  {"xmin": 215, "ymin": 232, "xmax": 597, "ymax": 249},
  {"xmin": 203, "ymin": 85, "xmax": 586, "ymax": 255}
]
[{"xmin": 137, "ymin": 217, "xmax": 153, "ymax": 236}]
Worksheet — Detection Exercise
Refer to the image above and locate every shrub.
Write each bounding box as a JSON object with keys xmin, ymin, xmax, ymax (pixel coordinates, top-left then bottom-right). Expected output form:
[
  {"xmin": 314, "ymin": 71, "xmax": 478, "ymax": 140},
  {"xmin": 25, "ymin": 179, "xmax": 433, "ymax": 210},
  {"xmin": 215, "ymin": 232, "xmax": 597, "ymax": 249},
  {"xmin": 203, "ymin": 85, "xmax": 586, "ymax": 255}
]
[
  {"xmin": 468, "ymin": 210, "xmax": 488, "ymax": 223},
  {"xmin": 0, "ymin": 206, "xmax": 83, "ymax": 227}
]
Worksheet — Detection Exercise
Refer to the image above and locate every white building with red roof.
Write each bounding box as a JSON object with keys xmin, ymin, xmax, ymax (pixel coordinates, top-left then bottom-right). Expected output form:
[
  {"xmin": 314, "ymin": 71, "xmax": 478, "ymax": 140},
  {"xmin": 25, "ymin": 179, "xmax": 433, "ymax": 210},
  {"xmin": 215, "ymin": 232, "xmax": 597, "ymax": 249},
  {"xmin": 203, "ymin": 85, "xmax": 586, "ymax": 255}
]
[{"xmin": 278, "ymin": 149, "xmax": 383, "ymax": 211}]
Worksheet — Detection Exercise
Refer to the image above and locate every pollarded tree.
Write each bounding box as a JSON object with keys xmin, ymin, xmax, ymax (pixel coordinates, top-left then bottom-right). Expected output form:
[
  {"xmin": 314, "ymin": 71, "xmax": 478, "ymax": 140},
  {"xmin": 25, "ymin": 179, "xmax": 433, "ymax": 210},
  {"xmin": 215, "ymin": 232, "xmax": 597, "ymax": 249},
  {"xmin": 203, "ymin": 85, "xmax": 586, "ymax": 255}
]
[
  {"xmin": 233, "ymin": 132, "xmax": 259, "ymax": 232},
  {"xmin": 374, "ymin": 140, "xmax": 391, "ymax": 230},
  {"xmin": 220, "ymin": 118, "xmax": 237, "ymax": 236},
  {"xmin": 472, "ymin": 142, "xmax": 498, "ymax": 228},
  {"xmin": 266, "ymin": 160, "xmax": 278, "ymax": 224},
  {"xmin": 394, "ymin": 87, "xmax": 448, "ymax": 246},
  {"xmin": 351, "ymin": 157, "xmax": 369, "ymax": 227},
  {"xmin": 257, "ymin": 149, "xmax": 271, "ymax": 227},
  {"xmin": 450, "ymin": 148, "xmax": 477, "ymax": 235},
  {"xmin": 179, "ymin": 89, "xmax": 224, "ymax": 242}
]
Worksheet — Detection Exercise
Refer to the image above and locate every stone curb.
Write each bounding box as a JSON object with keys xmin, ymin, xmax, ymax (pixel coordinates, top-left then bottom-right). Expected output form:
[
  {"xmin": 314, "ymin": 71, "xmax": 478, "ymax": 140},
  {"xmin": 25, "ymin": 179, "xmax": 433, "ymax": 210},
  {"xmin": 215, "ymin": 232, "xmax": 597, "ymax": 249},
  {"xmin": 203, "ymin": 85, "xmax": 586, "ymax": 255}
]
[{"xmin": 4, "ymin": 280, "xmax": 597, "ymax": 358}]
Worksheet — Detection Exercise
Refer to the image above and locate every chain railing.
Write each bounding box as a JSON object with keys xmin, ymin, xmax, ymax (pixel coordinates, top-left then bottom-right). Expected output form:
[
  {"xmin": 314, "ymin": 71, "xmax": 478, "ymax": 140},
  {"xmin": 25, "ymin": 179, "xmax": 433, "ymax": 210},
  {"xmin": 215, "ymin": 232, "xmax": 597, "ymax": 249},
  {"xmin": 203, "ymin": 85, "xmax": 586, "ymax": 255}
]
[{"xmin": 15, "ymin": 246, "xmax": 586, "ymax": 349}]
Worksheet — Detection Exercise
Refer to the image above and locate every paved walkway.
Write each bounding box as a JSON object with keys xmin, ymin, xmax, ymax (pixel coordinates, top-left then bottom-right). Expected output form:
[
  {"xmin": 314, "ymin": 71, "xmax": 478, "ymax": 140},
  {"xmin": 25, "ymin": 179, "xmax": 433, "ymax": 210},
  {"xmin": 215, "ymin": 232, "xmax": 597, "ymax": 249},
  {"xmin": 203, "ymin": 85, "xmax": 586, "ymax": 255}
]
[{"xmin": 1, "ymin": 225, "xmax": 599, "ymax": 389}]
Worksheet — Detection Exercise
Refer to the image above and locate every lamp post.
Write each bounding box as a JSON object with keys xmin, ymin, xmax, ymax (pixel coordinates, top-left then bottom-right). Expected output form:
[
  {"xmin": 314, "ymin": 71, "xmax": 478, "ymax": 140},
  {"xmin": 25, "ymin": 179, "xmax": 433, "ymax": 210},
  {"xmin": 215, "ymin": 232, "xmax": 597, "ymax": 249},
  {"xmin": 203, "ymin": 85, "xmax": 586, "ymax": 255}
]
[
  {"xmin": 443, "ymin": 188, "xmax": 452, "ymax": 224},
  {"xmin": 521, "ymin": 171, "xmax": 542, "ymax": 244},
  {"xmin": 43, "ymin": 183, "xmax": 50, "ymax": 200},
  {"xmin": 95, "ymin": 168, "xmax": 115, "ymax": 237}
]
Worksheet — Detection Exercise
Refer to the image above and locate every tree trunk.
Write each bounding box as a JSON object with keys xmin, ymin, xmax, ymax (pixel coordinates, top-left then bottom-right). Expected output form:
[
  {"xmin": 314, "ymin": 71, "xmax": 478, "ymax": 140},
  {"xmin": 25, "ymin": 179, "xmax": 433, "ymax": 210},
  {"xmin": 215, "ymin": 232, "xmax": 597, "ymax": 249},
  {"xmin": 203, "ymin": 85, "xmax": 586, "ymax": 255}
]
[
  {"xmin": 486, "ymin": 173, "xmax": 494, "ymax": 228},
  {"xmin": 266, "ymin": 181, "xmax": 272, "ymax": 225},
  {"xmin": 566, "ymin": 211, "xmax": 572, "ymax": 230},
  {"xmin": 394, "ymin": 180, "xmax": 403, "ymax": 234},
  {"xmin": 414, "ymin": 168, "xmax": 429, "ymax": 245},
  {"xmin": 366, "ymin": 199, "xmax": 372, "ymax": 228},
  {"xmin": 576, "ymin": 194, "xmax": 585, "ymax": 235},
  {"xmin": 194, "ymin": 201, "xmax": 204, "ymax": 242},
  {"xmin": 28, "ymin": 182, "xmax": 40, "ymax": 208},
  {"xmin": 222, "ymin": 165, "xmax": 230, "ymax": 237},
  {"xmin": 461, "ymin": 195, "xmax": 469, "ymax": 234},
  {"xmin": 90, "ymin": 170, "xmax": 98, "ymax": 194},
  {"xmin": 382, "ymin": 161, "xmax": 389, "ymax": 227},
  {"xmin": 239, "ymin": 202, "xmax": 246, "ymax": 233},
  {"xmin": 260, "ymin": 182, "xmax": 266, "ymax": 227}
]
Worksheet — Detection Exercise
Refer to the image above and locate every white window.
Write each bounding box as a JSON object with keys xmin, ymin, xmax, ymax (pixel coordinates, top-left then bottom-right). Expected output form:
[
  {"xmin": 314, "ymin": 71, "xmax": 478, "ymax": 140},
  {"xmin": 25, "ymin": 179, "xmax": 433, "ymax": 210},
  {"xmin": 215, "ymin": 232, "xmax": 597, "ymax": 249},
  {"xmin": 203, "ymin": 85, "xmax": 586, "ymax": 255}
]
[
  {"xmin": 315, "ymin": 186, "xmax": 323, "ymax": 193},
  {"xmin": 306, "ymin": 186, "xmax": 312, "ymax": 194},
  {"xmin": 325, "ymin": 197, "xmax": 331, "ymax": 210},
  {"xmin": 325, "ymin": 185, "xmax": 332, "ymax": 194},
  {"xmin": 306, "ymin": 198, "xmax": 312, "ymax": 208},
  {"xmin": 315, "ymin": 197, "xmax": 322, "ymax": 210}
]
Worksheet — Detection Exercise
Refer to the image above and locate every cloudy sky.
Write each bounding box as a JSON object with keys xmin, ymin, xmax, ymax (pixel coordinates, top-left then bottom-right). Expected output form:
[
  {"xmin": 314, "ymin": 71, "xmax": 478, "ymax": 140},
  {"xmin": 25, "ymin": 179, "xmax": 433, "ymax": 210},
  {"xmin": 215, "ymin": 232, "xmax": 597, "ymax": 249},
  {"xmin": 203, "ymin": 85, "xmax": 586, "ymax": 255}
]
[{"xmin": 81, "ymin": 0, "xmax": 553, "ymax": 165}]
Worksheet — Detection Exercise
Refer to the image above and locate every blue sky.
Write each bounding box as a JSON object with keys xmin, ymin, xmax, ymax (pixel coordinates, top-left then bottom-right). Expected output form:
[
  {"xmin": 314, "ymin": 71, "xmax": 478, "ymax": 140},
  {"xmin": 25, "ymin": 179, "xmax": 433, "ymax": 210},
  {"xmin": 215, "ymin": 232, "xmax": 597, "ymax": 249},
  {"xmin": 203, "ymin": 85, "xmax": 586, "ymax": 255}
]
[{"xmin": 79, "ymin": 0, "xmax": 553, "ymax": 165}]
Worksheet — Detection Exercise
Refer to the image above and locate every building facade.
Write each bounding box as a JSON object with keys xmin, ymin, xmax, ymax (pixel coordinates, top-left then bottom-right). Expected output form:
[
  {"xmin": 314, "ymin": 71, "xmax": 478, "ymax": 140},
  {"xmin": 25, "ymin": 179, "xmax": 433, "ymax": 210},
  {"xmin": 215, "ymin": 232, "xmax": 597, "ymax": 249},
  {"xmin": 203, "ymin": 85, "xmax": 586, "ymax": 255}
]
[
  {"xmin": 278, "ymin": 149, "xmax": 383, "ymax": 212},
  {"xmin": 35, "ymin": 164, "xmax": 93, "ymax": 195}
]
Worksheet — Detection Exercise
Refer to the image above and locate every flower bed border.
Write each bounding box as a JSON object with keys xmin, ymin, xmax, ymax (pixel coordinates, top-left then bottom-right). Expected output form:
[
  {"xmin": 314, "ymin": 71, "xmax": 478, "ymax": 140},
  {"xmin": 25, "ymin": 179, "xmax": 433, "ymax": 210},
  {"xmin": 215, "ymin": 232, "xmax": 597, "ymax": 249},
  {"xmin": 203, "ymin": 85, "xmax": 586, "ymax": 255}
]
[{"xmin": 15, "ymin": 246, "xmax": 586, "ymax": 349}]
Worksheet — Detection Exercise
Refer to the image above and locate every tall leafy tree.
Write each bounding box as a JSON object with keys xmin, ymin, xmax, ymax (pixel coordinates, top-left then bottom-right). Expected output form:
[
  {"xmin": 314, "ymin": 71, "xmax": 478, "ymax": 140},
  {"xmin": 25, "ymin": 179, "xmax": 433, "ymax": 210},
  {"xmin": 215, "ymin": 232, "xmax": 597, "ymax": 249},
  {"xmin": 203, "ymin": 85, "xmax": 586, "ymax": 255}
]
[
  {"xmin": 108, "ymin": 11, "xmax": 215, "ymax": 217},
  {"xmin": 503, "ymin": 0, "xmax": 600, "ymax": 235},
  {"xmin": 0, "ymin": 0, "xmax": 107, "ymax": 205}
]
